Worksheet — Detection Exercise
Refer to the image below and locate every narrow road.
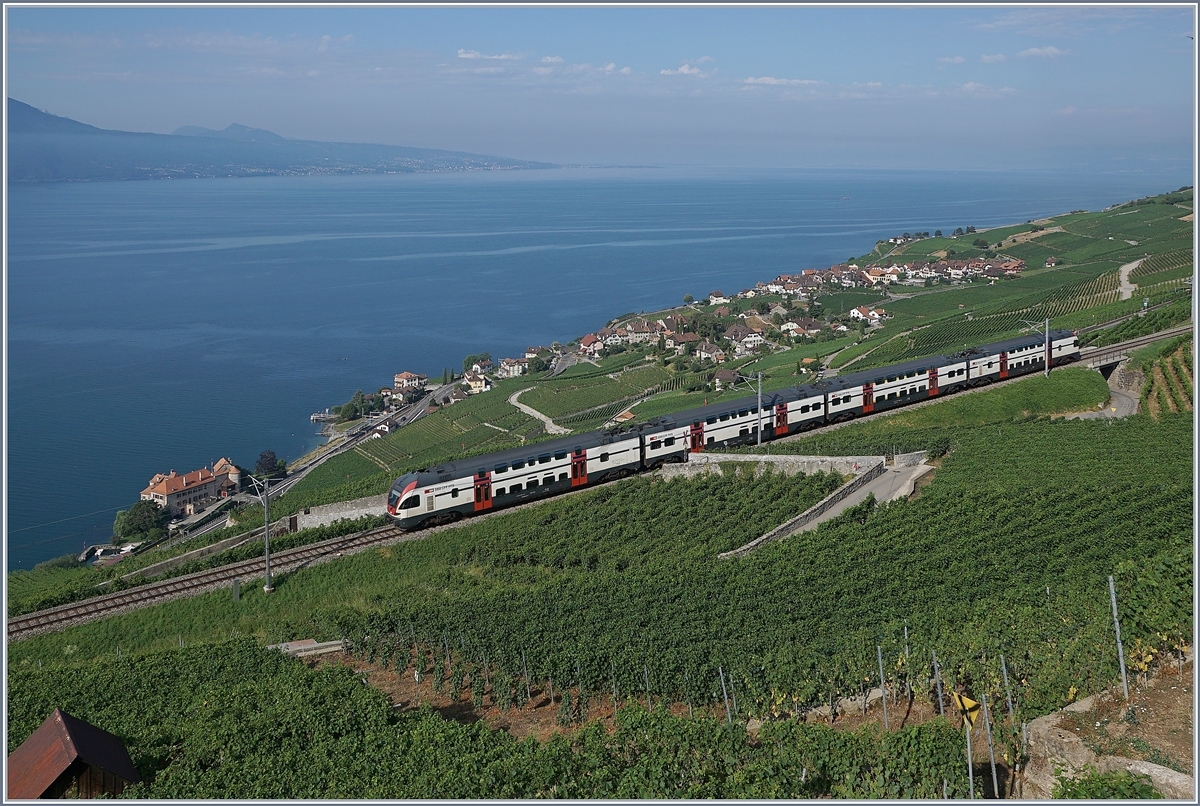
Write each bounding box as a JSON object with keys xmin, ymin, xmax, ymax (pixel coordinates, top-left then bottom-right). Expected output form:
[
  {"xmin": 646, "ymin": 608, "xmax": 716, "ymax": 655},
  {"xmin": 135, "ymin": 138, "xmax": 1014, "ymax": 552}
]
[
  {"xmin": 1118, "ymin": 257, "xmax": 1145, "ymax": 301},
  {"xmin": 508, "ymin": 388, "xmax": 571, "ymax": 434}
]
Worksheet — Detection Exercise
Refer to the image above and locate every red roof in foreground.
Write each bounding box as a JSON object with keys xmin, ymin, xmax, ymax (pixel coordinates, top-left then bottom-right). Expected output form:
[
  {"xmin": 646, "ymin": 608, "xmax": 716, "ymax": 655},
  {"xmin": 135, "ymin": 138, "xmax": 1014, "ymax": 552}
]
[{"xmin": 7, "ymin": 709, "xmax": 142, "ymax": 799}]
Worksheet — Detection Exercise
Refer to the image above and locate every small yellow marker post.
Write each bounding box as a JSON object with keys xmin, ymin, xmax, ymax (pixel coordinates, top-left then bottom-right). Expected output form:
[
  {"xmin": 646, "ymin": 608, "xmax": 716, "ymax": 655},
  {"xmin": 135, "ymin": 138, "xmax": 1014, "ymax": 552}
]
[{"xmin": 954, "ymin": 692, "xmax": 981, "ymax": 798}]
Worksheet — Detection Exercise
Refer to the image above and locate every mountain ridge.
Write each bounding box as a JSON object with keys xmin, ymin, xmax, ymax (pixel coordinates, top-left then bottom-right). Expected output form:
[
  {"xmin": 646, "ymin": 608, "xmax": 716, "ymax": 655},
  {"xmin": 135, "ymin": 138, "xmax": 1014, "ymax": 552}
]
[{"xmin": 7, "ymin": 98, "xmax": 558, "ymax": 182}]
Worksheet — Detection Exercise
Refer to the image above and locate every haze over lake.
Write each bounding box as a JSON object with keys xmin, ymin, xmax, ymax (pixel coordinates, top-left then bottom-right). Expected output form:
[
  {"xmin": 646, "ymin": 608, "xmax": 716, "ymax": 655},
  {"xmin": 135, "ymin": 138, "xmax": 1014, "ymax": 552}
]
[{"xmin": 6, "ymin": 167, "xmax": 1188, "ymax": 568}]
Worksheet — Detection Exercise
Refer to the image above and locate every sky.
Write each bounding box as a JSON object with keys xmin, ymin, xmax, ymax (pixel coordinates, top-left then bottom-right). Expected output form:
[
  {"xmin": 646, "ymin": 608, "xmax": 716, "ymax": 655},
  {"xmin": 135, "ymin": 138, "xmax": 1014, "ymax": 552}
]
[{"xmin": 4, "ymin": 4, "xmax": 1196, "ymax": 171}]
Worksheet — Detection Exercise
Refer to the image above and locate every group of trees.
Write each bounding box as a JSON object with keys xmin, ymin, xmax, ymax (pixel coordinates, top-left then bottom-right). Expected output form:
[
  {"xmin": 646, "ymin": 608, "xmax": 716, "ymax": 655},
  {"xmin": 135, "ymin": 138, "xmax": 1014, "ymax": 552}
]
[
  {"xmin": 111, "ymin": 500, "xmax": 171, "ymax": 546},
  {"xmin": 333, "ymin": 389, "xmax": 388, "ymax": 422}
]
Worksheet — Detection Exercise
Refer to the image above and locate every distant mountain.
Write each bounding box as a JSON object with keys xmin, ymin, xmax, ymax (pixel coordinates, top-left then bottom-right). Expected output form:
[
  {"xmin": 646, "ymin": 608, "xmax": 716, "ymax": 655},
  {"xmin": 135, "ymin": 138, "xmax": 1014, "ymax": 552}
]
[
  {"xmin": 7, "ymin": 99, "xmax": 557, "ymax": 183},
  {"xmin": 171, "ymin": 123, "xmax": 289, "ymax": 144}
]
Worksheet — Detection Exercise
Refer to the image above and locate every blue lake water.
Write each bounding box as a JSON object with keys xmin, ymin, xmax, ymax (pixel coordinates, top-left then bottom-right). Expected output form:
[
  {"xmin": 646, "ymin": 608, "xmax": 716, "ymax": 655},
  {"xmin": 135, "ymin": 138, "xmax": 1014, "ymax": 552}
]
[{"xmin": 5, "ymin": 166, "xmax": 1188, "ymax": 569}]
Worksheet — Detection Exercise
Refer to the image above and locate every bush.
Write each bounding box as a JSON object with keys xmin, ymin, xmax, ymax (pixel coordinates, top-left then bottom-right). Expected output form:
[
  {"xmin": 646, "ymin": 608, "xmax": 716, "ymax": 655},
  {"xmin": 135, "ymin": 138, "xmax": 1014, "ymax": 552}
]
[{"xmin": 1052, "ymin": 766, "xmax": 1163, "ymax": 799}]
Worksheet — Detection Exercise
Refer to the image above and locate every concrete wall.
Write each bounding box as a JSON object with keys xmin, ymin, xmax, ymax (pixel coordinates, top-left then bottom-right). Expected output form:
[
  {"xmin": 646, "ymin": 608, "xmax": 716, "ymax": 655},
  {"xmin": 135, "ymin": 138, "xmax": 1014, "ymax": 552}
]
[
  {"xmin": 660, "ymin": 452, "xmax": 884, "ymax": 481},
  {"xmin": 295, "ymin": 494, "xmax": 387, "ymax": 531},
  {"xmin": 894, "ymin": 450, "xmax": 928, "ymax": 468}
]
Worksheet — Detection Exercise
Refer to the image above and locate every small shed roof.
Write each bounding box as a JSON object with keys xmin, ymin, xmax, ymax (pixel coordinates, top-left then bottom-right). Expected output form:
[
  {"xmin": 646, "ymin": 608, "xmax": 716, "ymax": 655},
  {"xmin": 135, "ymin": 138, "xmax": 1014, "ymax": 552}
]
[{"xmin": 7, "ymin": 709, "xmax": 141, "ymax": 799}]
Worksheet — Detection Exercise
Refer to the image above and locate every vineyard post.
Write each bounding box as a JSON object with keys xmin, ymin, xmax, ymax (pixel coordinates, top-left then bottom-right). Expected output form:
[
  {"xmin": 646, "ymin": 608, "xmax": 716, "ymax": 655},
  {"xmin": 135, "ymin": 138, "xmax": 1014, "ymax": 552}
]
[
  {"xmin": 1108, "ymin": 575, "xmax": 1130, "ymax": 701},
  {"xmin": 904, "ymin": 620, "xmax": 910, "ymax": 698},
  {"xmin": 483, "ymin": 651, "xmax": 490, "ymax": 690},
  {"xmin": 730, "ymin": 671, "xmax": 739, "ymax": 715},
  {"xmin": 964, "ymin": 713, "xmax": 975, "ymax": 800},
  {"xmin": 611, "ymin": 660, "xmax": 617, "ymax": 710},
  {"xmin": 983, "ymin": 694, "xmax": 999, "ymax": 798},
  {"xmin": 877, "ymin": 646, "xmax": 889, "ymax": 730},
  {"xmin": 549, "ymin": 677, "xmax": 554, "ymax": 705},
  {"xmin": 643, "ymin": 665, "xmax": 651, "ymax": 709},
  {"xmin": 1000, "ymin": 654, "xmax": 1015, "ymax": 723},
  {"xmin": 684, "ymin": 669, "xmax": 693, "ymax": 718},
  {"xmin": 231, "ymin": 577, "xmax": 239, "ymax": 602},
  {"xmin": 576, "ymin": 660, "xmax": 583, "ymax": 722},
  {"xmin": 719, "ymin": 666, "xmax": 732, "ymax": 724},
  {"xmin": 522, "ymin": 649, "xmax": 531, "ymax": 703},
  {"xmin": 932, "ymin": 650, "xmax": 945, "ymax": 718}
]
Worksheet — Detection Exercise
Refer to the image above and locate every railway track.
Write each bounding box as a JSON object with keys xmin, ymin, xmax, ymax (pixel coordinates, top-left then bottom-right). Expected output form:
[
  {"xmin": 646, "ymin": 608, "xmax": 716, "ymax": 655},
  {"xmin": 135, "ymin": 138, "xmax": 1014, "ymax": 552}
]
[
  {"xmin": 12, "ymin": 327, "xmax": 1190, "ymax": 643},
  {"xmin": 7, "ymin": 524, "xmax": 408, "ymax": 642}
]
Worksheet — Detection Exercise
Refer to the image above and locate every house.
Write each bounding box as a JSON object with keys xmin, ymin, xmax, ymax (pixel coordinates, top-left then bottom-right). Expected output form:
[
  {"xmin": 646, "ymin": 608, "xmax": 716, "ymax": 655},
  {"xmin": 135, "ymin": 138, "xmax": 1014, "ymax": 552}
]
[
  {"xmin": 695, "ymin": 342, "xmax": 726, "ymax": 362},
  {"xmin": 393, "ymin": 371, "xmax": 428, "ymax": 391},
  {"xmin": 767, "ymin": 303, "xmax": 790, "ymax": 318},
  {"xmin": 447, "ymin": 388, "xmax": 470, "ymax": 405},
  {"xmin": 1045, "ymin": 256, "xmax": 1058, "ymax": 268},
  {"xmin": 579, "ymin": 334, "xmax": 603, "ymax": 356},
  {"xmin": 142, "ymin": 465, "xmax": 223, "ymax": 517},
  {"xmin": 496, "ymin": 357, "xmax": 529, "ymax": 379},
  {"xmin": 470, "ymin": 358, "xmax": 493, "ymax": 373},
  {"xmin": 627, "ymin": 320, "xmax": 655, "ymax": 343},
  {"xmin": 463, "ymin": 370, "xmax": 492, "ymax": 394},
  {"xmin": 713, "ymin": 368, "xmax": 742, "ymax": 390},
  {"xmin": 7, "ymin": 709, "xmax": 142, "ymax": 799},
  {"xmin": 673, "ymin": 332, "xmax": 701, "ymax": 353},
  {"xmin": 737, "ymin": 288, "xmax": 756, "ymax": 299},
  {"xmin": 708, "ymin": 290, "xmax": 731, "ymax": 305},
  {"xmin": 849, "ymin": 305, "xmax": 887, "ymax": 324},
  {"xmin": 1000, "ymin": 260, "xmax": 1025, "ymax": 276},
  {"xmin": 524, "ymin": 346, "xmax": 551, "ymax": 359},
  {"xmin": 782, "ymin": 317, "xmax": 823, "ymax": 336},
  {"xmin": 830, "ymin": 323, "xmax": 849, "ymax": 333},
  {"xmin": 596, "ymin": 327, "xmax": 623, "ymax": 346},
  {"xmin": 212, "ymin": 457, "xmax": 241, "ymax": 497},
  {"xmin": 713, "ymin": 306, "xmax": 732, "ymax": 318}
]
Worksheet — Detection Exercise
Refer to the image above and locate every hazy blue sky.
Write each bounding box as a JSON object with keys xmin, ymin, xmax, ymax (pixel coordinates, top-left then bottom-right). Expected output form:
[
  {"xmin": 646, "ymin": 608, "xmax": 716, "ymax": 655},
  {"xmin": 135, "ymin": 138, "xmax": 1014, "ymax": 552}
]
[{"xmin": 5, "ymin": 5, "xmax": 1196, "ymax": 170}]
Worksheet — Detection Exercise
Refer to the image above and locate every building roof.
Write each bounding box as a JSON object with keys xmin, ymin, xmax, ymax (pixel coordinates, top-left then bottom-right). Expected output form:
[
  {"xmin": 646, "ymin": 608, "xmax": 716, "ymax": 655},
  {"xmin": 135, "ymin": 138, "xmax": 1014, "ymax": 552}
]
[
  {"xmin": 142, "ymin": 467, "xmax": 215, "ymax": 497},
  {"xmin": 8, "ymin": 709, "xmax": 142, "ymax": 799}
]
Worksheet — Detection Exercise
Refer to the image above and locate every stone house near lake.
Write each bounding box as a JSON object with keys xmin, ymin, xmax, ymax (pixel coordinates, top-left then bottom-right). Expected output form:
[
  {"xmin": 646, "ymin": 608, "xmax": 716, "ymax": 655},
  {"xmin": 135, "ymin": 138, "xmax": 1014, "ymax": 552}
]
[{"xmin": 141, "ymin": 457, "xmax": 240, "ymax": 517}]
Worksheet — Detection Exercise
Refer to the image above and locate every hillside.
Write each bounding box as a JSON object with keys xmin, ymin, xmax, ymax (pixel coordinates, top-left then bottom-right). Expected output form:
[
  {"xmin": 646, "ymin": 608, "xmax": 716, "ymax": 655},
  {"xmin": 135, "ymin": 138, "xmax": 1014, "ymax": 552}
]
[{"xmin": 6, "ymin": 98, "xmax": 557, "ymax": 182}]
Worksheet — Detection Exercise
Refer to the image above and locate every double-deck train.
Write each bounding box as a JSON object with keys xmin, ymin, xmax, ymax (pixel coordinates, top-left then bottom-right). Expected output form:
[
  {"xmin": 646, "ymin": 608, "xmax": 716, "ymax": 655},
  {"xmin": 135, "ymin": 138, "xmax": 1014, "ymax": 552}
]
[{"xmin": 387, "ymin": 329, "xmax": 1080, "ymax": 528}]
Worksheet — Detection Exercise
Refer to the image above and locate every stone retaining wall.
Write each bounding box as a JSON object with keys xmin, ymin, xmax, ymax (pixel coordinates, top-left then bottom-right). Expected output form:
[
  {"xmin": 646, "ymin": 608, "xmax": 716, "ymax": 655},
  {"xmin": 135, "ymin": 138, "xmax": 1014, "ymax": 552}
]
[
  {"xmin": 894, "ymin": 450, "xmax": 928, "ymax": 468},
  {"xmin": 660, "ymin": 453, "xmax": 884, "ymax": 480},
  {"xmin": 295, "ymin": 494, "xmax": 388, "ymax": 531}
]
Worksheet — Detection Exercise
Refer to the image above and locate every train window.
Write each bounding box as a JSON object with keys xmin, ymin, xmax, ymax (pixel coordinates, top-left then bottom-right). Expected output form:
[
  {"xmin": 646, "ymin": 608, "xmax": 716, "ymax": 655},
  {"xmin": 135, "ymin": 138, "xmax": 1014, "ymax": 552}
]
[
  {"xmin": 750, "ymin": 407, "xmax": 758, "ymax": 414},
  {"xmin": 719, "ymin": 414, "xmax": 730, "ymax": 422},
  {"xmin": 664, "ymin": 437, "xmax": 675, "ymax": 447},
  {"xmin": 511, "ymin": 460, "xmax": 525, "ymax": 470},
  {"xmin": 401, "ymin": 496, "xmax": 419, "ymax": 510},
  {"xmin": 543, "ymin": 475, "xmax": 553, "ymax": 486},
  {"xmin": 831, "ymin": 396, "xmax": 840, "ymax": 406},
  {"xmin": 707, "ymin": 436, "xmax": 715, "ymax": 445},
  {"xmin": 706, "ymin": 416, "xmax": 717, "ymax": 425},
  {"xmin": 740, "ymin": 427, "xmax": 749, "ymax": 436},
  {"xmin": 814, "ymin": 402, "xmax": 822, "ymax": 409},
  {"xmin": 600, "ymin": 452, "xmax": 609, "ymax": 462},
  {"xmin": 738, "ymin": 409, "xmax": 748, "ymax": 417},
  {"xmin": 539, "ymin": 455, "xmax": 551, "ymax": 464},
  {"xmin": 494, "ymin": 464, "xmax": 508, "ymax": 474},
  {"xmin": 650, "ymin": 440, "xmax": 661, "ymax": 450},
  {"xmin": 451, "ymin": 488, "xmax": 459, "ymax": 498},
  {"xmin": 554, "ymin": 451, "xmax": 568, "ymax": 460},
  {"xmin": 511, "ymin": 483, "xmax": 522, "ymax": 493},
  {"xmin": 495, "ymin": 487, "xmax": 506, "ymax": 496},
  {"xmin": 559, "ymin": 473, "xmax": 568, "ymax": 482},
  {"xmin": 574, "ymin": 447, "xmax": 584, "ymax": 455},
  {"xmin": 528, "ymin": 478, "xmax": 538, "ymax": 488}
]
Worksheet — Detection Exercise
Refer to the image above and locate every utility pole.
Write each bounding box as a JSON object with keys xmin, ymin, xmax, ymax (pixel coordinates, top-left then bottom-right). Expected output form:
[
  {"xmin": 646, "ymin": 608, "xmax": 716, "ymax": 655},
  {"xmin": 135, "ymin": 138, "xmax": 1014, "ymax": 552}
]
[
  {"xmin": 1044, "ymin": 317, "xmax": 1051, "ymax": 377},
  {"xmin": 248, "ymin": 475, "xmax": 274, "ymax": 593},
  {"xmin": 756, "ymin": 372, "xmax": 763, "ymax": 446}
]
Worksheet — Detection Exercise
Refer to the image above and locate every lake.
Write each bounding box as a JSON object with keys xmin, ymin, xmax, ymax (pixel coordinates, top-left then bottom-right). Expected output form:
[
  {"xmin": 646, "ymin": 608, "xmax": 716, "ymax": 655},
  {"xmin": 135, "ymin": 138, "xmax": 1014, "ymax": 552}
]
[{"xmin": 5, "ymin": 166, "xmax": 1187, "ymax": 569}]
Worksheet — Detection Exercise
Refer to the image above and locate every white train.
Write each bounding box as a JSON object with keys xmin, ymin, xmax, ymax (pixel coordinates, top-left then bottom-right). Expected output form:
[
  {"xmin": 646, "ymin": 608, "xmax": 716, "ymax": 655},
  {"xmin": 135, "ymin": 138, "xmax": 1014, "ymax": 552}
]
[{"xmin": 387, "ymin": 329, "xmax": 1080, "ymax": 528}]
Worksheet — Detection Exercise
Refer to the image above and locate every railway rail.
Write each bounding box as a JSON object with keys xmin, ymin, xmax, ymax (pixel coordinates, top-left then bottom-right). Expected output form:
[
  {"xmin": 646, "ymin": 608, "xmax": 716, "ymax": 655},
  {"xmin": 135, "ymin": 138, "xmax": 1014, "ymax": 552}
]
[{"xmin": 10, "ymin": 327, "xmax": 1191, "ymax": 642}]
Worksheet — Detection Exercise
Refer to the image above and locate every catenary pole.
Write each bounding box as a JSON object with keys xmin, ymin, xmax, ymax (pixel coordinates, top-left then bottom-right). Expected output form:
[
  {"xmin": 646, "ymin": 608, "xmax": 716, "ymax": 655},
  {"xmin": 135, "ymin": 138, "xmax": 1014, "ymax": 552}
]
[{"xmin": 756, "ymin": 372, "xmax": 763, "ymax": 446}]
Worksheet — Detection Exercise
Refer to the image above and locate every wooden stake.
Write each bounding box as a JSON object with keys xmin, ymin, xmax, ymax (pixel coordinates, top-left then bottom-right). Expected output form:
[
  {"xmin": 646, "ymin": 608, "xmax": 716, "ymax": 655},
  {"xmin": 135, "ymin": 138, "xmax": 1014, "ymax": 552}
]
[
  {"xmin": 719, "ymin": 666, "xmax": 732, "ymax": 724},
  {"xmin": 932, "ymin": 649, "xmax": 945, "ymax": 718}
]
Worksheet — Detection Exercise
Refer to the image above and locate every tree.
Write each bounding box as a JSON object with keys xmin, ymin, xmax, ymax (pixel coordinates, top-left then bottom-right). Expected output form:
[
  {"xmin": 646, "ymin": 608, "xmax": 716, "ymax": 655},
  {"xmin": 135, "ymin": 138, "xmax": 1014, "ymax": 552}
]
[
  {"xmin": 528, "ymin": 356, "xmax": 549, "ymax": 373},
  {"xmin": 256, "ymin": 450, "xmax": 279, "ymax": 475},
  {"xmin": 442, "ymin": 368, "xmax": 448, "ymax": 384},
  {"xmin": 683, "ymin": 294, "xmax": 694, "ymax": 304},
  {"xmin": 756, "ymin": 300, "xmax": 770, "ymax": 315},
  {"xmin": 113, "ymin": 500, "xmax": 169, "ymax": 544},
  {"xmin": 935, "ymin": 230, "xmax": 943, "ymax": 237},
  {"xmin": 462, "ymin": 352, "xmax": 492, "ymax": 373},
  {"xmin": 953, "ymin": 227, "xmax": 964, "ymax": 236},
  {"xmin": 965, "ymin": 226, "xmax": 976, "ymax": 234},
  {"xmin": 973, "ymin": 238, "xmax": 990, "ymax": 249}
]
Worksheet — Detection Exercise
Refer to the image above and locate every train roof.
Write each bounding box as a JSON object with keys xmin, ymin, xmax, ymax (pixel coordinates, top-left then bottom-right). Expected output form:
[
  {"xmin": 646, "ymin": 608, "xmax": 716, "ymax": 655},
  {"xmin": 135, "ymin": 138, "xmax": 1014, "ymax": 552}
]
[
  {"xmin": 652, "ymin": 385, "xmax": 817, "ymax": 426},
  {"xmin": 418, "ymin": 428, "xmax": 636, "ymax": 478}
]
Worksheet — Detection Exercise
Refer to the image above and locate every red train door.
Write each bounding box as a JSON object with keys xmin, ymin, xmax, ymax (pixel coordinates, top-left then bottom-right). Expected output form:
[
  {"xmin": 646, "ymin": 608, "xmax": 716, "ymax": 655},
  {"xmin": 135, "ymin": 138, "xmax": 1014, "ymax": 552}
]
[
  {"xmin": 473, "ymin": 471, "xmax": 492, "ymax": 512},
  {"xmin": 862, "ymin": 383, "xmax": 875, "ymax": 414},
  {"xmin": 774, "ymin": 403, "xmax": 789, "ymax": 436},
  {"xmin": 689, "ymin": 421, "xmax": 704, "ymax": 452},
  {"xmin": 999, "ymin": 352, "xmax": 1009, "ymax": 379},
  {"xmin": 928, "ymin": 367, "xmax": 939, "ymax": 396},
  {"xmin": 570, "ymin": 449, "xmax": 588, "ymax": 487}
]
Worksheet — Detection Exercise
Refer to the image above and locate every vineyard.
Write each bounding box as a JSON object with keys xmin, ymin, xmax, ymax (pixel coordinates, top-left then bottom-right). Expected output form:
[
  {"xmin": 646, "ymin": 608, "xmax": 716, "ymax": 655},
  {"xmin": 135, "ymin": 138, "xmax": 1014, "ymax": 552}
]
[
  {"xmin": 1131, "ymin": 248, "xmax": 1193, "ymax": 283},
  {"xmin": 1140, "ymin": 337, "xmax": 1194, "ymax": 421},
  {"xmin": 11, "ymin": 410, "xmax": 1191, "ymax": 762},
  {"xmin": 6, "ymin": 640, "xmax": 970, "ymax": 798},
  {"xmin": 1081, "ymin": 297, "xmax": 1193, "ymax": 348}
]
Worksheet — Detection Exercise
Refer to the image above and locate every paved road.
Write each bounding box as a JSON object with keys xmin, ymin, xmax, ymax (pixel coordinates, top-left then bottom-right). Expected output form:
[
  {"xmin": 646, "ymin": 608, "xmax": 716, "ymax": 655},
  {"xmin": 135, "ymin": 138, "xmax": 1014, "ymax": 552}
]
[
  {"xmin": 794, "ymin": 464, "xmax": 934, "ymax": 534},
  {"xmin": 1118, "ymin": 257, "xmax": 1145, "ymax": 301},
  {"xmin": 509, "ymin": 387, "xmax": 571, "ymax": 434}
]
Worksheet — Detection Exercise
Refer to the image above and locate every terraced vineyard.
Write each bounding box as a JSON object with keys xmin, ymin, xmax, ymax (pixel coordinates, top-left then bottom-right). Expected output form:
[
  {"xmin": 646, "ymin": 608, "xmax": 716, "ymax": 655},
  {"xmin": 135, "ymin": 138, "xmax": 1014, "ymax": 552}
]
[{"xmin": 1140, "ymin": 336, "xmax": 1194, "ymax": 420}]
